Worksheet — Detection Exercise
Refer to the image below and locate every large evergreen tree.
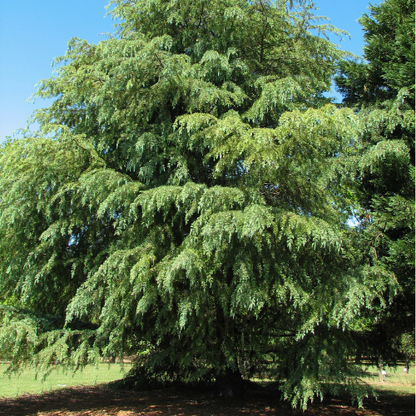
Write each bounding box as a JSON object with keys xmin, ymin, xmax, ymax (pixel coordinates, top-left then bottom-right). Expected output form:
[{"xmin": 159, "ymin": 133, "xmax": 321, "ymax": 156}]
[
  {"xmin": 0, "ymin": 0, "xmax": 392, "ymax": 408},
  {"xmin": 336, "ymin": 0, "xmax": 415, "ymax": 366}
]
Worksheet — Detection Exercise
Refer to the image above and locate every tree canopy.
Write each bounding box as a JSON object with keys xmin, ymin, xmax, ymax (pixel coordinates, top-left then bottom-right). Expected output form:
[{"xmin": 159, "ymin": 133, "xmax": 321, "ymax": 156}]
[
  {"xmin": 335, "ymin": 0, "xmax": 415, "ymax": 366},
  {"xmin": 0, "ymin": 0, "xmax": 403, "ymax": 409}
]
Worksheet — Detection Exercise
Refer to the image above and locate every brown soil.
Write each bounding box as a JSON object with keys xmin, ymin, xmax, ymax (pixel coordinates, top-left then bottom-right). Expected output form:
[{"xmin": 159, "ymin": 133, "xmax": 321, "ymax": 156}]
[{"xmin": 0, "ymin": 385, "xmax": 414, "ymax": 416}]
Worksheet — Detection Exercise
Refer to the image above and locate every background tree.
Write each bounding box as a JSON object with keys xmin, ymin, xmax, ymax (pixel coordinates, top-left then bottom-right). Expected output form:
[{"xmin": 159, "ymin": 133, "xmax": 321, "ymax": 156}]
[
  {"xmin": 0, "ymin": 0, "xmax": 393, "ymax": 408},
  {"xmin": 336, "ymin": 0, "xmax": 415, "ymax": 368}
]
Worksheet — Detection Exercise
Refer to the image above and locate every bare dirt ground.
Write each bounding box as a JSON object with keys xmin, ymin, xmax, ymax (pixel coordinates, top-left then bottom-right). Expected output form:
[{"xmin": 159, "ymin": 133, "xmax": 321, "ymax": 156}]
[{"xmin": 0, "ymin": 385, "xmax": 414, "ymax": 416}]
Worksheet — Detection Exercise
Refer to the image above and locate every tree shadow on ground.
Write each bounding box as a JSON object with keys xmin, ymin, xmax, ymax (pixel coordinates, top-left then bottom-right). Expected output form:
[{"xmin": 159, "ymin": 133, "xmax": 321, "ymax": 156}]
[{"xmin": 0, "ymin": 385, "xmax": 414, "ymax": 416}]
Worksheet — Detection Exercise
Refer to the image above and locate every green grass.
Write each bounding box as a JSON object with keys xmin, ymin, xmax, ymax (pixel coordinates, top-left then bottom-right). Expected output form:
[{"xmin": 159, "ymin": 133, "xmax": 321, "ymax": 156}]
[
  {"xmin": 361, "ymin": 362, "xmax": 415, "ymax": 395},
  {"xmin": 0, "ymin": 361, "xmax": 414, "ymax": 400},
  {"xmin": 0, "ymin": 362, "xmax": 132, "ymax": 399}
]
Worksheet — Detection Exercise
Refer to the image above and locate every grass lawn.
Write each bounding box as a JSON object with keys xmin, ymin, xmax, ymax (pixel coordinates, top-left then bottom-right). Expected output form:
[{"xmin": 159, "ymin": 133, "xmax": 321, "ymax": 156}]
[
  {"xmin": 0, "ymin": 362, "xmax": 132, "ymax": 398},
  {"xmin": 1, "ymin": 361, "xmax": 414, "ymax": 399},
  {"xmin": 0, "ymin": 361, "xmax": 414, "ymax": 416},
  {"xmin": 360, "ymin": 362, "xmax": 415, "ymax": 395}
]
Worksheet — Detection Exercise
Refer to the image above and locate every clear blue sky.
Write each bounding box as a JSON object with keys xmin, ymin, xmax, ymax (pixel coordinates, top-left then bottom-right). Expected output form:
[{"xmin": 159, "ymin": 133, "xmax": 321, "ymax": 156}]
[{"xmin": 0, "ymin": 0, "xmax": 379, "ymax": 143}]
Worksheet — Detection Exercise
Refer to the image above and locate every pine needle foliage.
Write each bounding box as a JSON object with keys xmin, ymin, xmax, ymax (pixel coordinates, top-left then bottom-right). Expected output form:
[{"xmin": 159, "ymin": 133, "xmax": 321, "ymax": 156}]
[
  {"xmin": 335, "ymin": 0, "xmax": 415, "ymax": 366},
  {"xmin": 0, "ymin": 0, "xmax": 393, "ymax": 408}
]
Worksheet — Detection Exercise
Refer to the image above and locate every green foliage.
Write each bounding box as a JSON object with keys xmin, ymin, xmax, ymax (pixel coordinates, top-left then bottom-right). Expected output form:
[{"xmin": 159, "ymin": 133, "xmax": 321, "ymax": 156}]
[
  {"xmin": 0, "ymin": 0, "xmax": 397, "ymax": 409},
  {"xmin": 336, "ymin": 0, "xmax": 415, "ymax": 107},
  {"xmin": 335, "ymin": 0, "xmax": 415, "ymax": 365}
]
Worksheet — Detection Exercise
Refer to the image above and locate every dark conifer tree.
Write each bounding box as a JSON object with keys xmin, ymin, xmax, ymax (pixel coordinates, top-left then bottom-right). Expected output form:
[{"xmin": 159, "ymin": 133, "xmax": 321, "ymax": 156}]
[{"xmin": 336, "ymin": 0, "xmax": 415, "ymax": 367}]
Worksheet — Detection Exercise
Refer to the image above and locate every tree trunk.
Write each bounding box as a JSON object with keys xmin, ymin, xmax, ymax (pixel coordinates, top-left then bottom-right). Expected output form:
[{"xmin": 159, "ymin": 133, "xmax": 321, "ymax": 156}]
[
  {"xmin": 404, "ymin": 354, "xmax": 410, "ymax": 374},
  {"xmin": 215, "ymin": 367, "xmax": 245, "ymax": 399},
  {"xmin": 354, "ymin": 348, "xmax": 362, "ymax": 364}
]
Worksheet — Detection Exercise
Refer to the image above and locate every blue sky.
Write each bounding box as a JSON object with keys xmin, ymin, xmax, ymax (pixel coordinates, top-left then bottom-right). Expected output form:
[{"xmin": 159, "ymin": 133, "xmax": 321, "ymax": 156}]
[{"xmin": 0, "ymin": 0, "xmax": 378, "ymax": 143}]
